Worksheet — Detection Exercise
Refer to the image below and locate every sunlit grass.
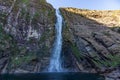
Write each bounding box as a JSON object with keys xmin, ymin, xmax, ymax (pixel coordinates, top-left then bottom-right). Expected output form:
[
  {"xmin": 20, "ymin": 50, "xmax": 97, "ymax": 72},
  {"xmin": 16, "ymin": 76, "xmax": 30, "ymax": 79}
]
[{"xmin": 61, "ymin": 8, "xmax": 120, "ymax": 27}]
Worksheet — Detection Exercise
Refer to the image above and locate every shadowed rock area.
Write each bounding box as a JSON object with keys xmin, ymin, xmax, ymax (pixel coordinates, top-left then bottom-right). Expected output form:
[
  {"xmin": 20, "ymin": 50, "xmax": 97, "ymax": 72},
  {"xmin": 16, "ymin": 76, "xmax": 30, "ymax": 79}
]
[
  {"xmin": 60, "ymin": 8, "xmax": 120, "ymax": 80},
  {"xmin": 0, "ymin": 0, "xmax": 55, "ymax": 73}
]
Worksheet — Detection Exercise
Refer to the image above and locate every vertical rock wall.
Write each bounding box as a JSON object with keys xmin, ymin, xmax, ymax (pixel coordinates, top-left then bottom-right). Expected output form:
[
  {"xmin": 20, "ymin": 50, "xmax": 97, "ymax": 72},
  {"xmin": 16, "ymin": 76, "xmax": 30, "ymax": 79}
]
[{"xmin": 0, "ymin": 0, "xmax": 56, "ymax": 73}]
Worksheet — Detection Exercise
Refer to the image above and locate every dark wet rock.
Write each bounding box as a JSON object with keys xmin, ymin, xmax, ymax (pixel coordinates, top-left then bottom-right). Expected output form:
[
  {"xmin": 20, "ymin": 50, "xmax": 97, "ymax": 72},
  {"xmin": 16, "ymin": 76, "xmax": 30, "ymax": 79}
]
[
  {"xmin": 0, "ymin": 58, "xmax": 8, "ymax": 70},
  {"xmin": 108, "ymin": 44, "xmax": 120, "ymax": 54},
  {"xmin": 93, "ymin": 32, "xmax": 115, "ymax": 47},
  {"xmin": 105, "ymin": 69, "xmax": 120, "ymax": 80}
]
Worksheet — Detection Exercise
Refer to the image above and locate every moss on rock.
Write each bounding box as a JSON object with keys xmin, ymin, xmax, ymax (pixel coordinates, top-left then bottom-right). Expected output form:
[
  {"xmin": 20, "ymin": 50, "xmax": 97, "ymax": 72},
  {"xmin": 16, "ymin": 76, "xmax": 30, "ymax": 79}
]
[
  {"xmin": 60, "ymin": 7, "xmax": 120, "ymax": 73},
  {"xmin": 0, "ymin": 0, "xmax": 56, "ymax": 73}
]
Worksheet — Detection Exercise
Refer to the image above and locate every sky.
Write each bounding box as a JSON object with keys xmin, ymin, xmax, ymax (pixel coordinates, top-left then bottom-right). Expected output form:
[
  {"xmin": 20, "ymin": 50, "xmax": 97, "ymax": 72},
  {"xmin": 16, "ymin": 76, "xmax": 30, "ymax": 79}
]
[{"xmin": 47, "ymin": 0, "xmax": 120, "ymax": 10}]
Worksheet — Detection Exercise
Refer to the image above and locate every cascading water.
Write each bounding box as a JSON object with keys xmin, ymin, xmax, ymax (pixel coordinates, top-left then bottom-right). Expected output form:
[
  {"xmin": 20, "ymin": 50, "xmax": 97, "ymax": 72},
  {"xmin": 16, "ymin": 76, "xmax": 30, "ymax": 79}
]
[{"xmin": 48, "ymin": 9, "xmax": 63, "ymax": 72}]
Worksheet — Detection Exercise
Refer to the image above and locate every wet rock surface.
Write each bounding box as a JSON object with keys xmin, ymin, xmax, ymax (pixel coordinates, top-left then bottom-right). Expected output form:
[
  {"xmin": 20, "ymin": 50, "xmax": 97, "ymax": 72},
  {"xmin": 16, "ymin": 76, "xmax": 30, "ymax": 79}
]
[{"xmin": 105, "ymin": 69, "xmax": 120, "ymax": 80}]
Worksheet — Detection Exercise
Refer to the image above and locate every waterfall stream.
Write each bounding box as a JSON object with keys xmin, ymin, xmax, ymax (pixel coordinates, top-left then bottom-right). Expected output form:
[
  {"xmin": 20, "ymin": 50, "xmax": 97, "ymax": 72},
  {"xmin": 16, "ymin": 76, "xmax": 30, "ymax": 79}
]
[{"xmin": 48, "ymin": 9, "xmax": 63, "ymax": 72}]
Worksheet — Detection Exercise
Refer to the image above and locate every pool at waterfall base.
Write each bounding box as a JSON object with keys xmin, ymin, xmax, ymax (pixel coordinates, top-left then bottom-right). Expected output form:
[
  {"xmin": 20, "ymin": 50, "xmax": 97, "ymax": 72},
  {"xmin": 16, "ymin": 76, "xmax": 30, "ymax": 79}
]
[{"xmin": 0, "ymin": 72, "xmax": 104, "ymax": 80}]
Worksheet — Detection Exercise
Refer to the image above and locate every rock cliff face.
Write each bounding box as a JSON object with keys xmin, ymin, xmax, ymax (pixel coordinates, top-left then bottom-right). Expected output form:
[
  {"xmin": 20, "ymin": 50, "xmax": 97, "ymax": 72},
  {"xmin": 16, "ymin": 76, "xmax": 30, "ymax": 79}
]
[
  {"xmin": 0, "ymin": 0, "xmax": 120, "ymax": 79},
  {"xmin": 60, "ymin": 8, "xmax": 120, "ymax": 79},
  {"xmin": 0, "ymin": 0, "xmax": 55, "ymax": 73}
]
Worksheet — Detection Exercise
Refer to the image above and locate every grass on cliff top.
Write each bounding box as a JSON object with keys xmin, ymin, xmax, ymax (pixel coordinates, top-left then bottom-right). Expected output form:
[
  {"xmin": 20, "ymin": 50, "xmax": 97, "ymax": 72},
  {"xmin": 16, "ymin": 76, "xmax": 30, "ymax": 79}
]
[
  {"xmin": 60, "ymin": 8, "xmax": 120, "ymax": 27},
  {"xmin": 61, "ymin": 8, "xmax": 120, "ymax": 18}
]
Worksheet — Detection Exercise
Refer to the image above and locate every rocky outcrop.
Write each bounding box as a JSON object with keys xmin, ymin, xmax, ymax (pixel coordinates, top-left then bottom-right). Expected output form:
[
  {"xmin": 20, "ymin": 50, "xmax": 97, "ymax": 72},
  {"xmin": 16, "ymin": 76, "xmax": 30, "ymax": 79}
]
[
  {"xmin": 60, "ymin": 8, "xmax": 120, "ymax": 79},
  {"xmin": 0, "ymin": 0, "xmax": 55, "ymax": 73}
]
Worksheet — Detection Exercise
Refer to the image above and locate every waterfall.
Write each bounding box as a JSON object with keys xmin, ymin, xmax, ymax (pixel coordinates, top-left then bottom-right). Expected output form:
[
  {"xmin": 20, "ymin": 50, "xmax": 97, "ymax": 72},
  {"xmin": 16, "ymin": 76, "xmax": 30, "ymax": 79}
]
[{"xmin": 48, "ymin": 9, "xmax": 63, "ymax": 72}]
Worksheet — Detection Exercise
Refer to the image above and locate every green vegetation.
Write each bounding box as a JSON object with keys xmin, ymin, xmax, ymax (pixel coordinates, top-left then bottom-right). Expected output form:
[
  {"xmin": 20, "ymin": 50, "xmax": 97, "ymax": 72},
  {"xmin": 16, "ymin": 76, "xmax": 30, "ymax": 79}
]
[
  {"xmin": 39, "ymin": 33, "xmax": 46, "ymax": 42},
  {"xmin": 93, "ymin": 54, "xmax": 120, "ymax": 68},
  {"xmin": 21, "ymin": 0, "xmax": 29, "ymax": 4},
  {"xmin": 0, "ymin": 12, "xmax": 7, "ymax": 24},
  {"xmin": 39, "ymin": 0, "xmax": 46, "ymax": 3},
  {"xmin": 106, "ymin": 54, "xmax": 120, "ymax": 67},
  {"xmin": 11, "ymin": 53, "xmax": 36, "ymax": 68},
  {"xmin": 0, "ymin": 27, "xmax": 12, "ymax": 40},
  {"xmin": 71, "ymin": 43, "xmax": 82, "ymax": 60},
  {"xmin": 0, "ymin": 24, "xmax": 14, "ymax": 51},
  {"xmin": 34, "ymin": 12, "xmax": 40, "ymax": 18},
  {"xmin": 0, "ymin": 0, "xmax": 56, "ymax": 72},
  {"xmin": 0, "ymin": 24, "xmax": 36, "ymax": 70}
]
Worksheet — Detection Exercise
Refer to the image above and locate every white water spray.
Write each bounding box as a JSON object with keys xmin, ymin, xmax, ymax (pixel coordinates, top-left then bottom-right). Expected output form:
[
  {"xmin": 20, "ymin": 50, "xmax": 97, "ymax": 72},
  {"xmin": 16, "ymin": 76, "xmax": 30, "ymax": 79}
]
[{"xmin": 48, "ymin": 9, "xmax": 63, "ymax": 72}]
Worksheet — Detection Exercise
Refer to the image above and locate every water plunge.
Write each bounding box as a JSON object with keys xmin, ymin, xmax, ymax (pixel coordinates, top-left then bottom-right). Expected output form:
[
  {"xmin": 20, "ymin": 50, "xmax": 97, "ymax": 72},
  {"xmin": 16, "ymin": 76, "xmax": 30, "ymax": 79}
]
[{"xmin": 48, "ymin": 9, "xmax": 63, "ymax": 72}]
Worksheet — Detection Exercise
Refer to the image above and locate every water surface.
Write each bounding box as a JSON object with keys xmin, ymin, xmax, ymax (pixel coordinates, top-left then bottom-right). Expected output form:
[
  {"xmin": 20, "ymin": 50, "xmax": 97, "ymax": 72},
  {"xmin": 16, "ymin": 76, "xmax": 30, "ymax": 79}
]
[{"xmin": 0, "ymin": 72, "xmax": 104, "ymax": 80}]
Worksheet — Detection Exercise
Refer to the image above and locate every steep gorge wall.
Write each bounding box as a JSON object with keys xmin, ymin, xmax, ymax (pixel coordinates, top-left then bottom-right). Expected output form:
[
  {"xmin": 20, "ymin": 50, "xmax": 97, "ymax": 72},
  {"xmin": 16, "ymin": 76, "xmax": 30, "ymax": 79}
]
[
  {"xmin": 60, "ymin": 8, "xmax": 120, "ymax": 74},
  {"xmin": 0, "ymin": 0, "xmax": 55, "ymax": 73},
  {"xmin": 0, "ymin": 1, "xmax": 120, "ymax": 78}
]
